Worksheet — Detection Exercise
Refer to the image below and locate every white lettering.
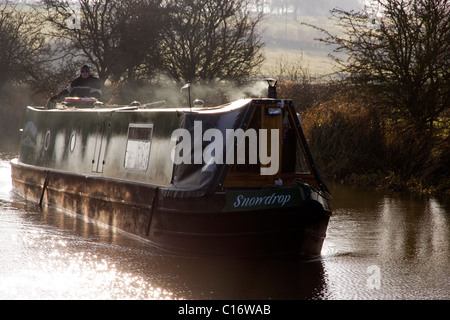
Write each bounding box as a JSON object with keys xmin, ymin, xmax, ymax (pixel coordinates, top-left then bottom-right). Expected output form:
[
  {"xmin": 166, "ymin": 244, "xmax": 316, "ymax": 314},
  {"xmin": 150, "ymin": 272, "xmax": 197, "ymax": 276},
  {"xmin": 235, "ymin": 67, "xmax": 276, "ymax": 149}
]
[
  {"xmin": 222, "ymin": 305, "xmax": 271, "ymax": 315},
  {"xmin": 178, "ymin": 304, "xmax": 212, "ymax": 317},
  {"xmin": 259, "ymin": 129, "xmax": 279, "ymax": 176},
  {"xmin": 66, "ymin": 6, "xmax": 81, "ymax": 30},
  {"xmin": 170, "ymin": 121, "xmax": 280, "ymax": 175},
  {"xmin": 226, "ymin": 128, "xmax": 258, "ymax": 165},
  {"xmin": 170, "ymin": 129, "xmax": 191, "ymax": 164},
  {"xmin": 367, "ymin": 265, "xmax": 381, "ymax": 290},
  {"xmin": 203, "ymin": 128, "xmax": 223, "ymax": 165},
  {"xmin": 194, "ymin": 121, "xmax": 203, "ymax": 164}
]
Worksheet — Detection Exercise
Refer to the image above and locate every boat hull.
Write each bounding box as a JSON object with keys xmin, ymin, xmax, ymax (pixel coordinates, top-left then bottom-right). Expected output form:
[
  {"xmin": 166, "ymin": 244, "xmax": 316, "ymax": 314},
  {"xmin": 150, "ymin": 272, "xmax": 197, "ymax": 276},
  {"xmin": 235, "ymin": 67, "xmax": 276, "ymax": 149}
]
[{"xmin": 11, "ymin": 159, "xmax": 330, "ymax": 258}]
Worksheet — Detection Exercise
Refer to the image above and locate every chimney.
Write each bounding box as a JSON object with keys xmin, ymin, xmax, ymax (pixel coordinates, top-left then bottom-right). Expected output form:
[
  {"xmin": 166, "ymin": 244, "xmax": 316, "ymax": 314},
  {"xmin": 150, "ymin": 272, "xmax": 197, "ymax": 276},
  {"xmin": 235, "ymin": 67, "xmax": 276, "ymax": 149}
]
[{"xmin": 265, "ymin": 78, "xmax": 277, "ymax": 99}]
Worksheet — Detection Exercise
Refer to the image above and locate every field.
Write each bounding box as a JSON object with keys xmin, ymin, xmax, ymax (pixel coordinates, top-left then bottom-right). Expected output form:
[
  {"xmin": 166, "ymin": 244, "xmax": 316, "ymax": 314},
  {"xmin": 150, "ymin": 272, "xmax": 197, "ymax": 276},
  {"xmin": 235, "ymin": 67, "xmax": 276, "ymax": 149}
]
[{"xmin": 260, "ymin": 14, "xmax": 339, "ymax": 76}]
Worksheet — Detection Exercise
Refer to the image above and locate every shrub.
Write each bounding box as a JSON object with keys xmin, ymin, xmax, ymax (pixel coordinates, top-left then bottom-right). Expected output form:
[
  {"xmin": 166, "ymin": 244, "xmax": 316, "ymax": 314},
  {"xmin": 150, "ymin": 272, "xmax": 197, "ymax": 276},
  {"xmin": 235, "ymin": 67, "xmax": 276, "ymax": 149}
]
[{"xmin": 301, "ymin": 93, "xmax": 385, "ymax": 180}]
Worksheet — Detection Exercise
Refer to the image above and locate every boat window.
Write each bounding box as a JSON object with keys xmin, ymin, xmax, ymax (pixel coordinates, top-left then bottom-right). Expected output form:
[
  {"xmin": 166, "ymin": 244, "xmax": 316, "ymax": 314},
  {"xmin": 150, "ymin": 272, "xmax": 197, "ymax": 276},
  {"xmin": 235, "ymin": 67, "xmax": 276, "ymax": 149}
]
[
  {"xmin": 128, "ymin": 126, "xmax": 152, "ymax": 140},
  {"xmin": 69, "ymin": 132, "xmax": 76, "ymax": 153},
  {"xmin": 124, "ymin": 124, "xmax": 153, "ymax": 171},
  {"xmin": 44, "ymin": 130, "xmax": 51, "ymax": 151}
]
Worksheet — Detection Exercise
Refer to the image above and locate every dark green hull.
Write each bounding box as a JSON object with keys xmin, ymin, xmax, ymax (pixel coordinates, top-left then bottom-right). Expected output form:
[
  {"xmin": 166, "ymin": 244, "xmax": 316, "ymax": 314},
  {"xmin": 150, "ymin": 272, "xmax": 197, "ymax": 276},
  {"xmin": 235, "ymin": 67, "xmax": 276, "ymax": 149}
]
[{"xmin": 11, "ymin": 99, "xmax": 331, "ymax": 258}]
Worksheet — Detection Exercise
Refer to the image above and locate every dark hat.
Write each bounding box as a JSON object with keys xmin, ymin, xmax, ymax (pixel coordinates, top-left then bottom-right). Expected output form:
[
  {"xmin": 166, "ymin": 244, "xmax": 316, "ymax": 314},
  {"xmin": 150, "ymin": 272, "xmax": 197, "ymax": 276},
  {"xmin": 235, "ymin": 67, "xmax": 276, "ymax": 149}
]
[{"xmin": 80, "ymin": 65, "xmax": 90, "ymax": 73}]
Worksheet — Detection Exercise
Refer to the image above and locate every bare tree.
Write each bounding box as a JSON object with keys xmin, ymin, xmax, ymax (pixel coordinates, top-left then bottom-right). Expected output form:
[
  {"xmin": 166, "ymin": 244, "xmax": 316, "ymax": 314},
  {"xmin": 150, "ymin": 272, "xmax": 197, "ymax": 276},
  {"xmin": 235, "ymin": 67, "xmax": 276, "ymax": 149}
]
[
  {"xmin": 160, "ymin": 0, "xmax": 265, "ymax": 84},
  {"xmin": 40, "ymin": 0, "xmax": 165, "ymax": 84},
  {"xmin": 0, "ymin": 1, "xmax": 52, "ymax": 143},
  {"xmin": 0, "ymin": 1, "xmax": 47, "ymax": 89},
  {"xmin": 307, "ymin": 0, "xmax": 449, "ymax": 132}
]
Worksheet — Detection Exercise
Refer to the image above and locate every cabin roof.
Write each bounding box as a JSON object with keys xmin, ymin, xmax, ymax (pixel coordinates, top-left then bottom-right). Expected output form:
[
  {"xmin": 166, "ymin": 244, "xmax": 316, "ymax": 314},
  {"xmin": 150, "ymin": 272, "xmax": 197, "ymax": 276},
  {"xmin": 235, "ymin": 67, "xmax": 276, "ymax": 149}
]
[{"xmin": 30, "ymin": 98, "xmax": 260, "ymax": 115}]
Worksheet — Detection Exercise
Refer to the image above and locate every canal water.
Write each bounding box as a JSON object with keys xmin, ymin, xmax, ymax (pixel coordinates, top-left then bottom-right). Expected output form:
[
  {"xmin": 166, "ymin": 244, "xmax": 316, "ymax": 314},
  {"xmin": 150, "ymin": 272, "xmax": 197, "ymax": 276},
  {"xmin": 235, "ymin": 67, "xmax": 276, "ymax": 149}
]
[{"xmin": 0, "ymin": 149, "xmax": 448, "ymax": 300}]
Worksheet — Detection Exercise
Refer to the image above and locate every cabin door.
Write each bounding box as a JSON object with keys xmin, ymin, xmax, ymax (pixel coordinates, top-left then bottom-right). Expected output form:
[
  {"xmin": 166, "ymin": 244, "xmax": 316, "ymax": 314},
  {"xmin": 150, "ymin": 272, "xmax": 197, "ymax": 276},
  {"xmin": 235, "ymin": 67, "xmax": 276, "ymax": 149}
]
[{"xmin": 92, "ymin": 117, "xmax": 110, "ymax": 173}]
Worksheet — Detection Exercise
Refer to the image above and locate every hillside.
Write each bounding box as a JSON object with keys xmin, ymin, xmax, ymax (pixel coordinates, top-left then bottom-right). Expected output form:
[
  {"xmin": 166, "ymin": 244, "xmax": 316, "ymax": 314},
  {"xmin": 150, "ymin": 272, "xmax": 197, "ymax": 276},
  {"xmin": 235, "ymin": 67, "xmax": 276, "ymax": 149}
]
[
  {"xmin": 259, "ymin": 0, "xmax": 364, "ymax": 76},
  {"xmin": 261, "ymin": 14, "xmax": 339, "ymax": 76}
]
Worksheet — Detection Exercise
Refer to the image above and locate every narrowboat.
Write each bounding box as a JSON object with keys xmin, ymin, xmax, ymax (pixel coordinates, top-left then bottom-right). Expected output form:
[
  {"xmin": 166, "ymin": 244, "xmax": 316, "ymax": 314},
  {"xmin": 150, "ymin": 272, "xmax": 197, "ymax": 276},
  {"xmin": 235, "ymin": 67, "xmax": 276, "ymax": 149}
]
[{"xmin": 11, "ymin": 83, "xmax": 331, "ymax": 258}]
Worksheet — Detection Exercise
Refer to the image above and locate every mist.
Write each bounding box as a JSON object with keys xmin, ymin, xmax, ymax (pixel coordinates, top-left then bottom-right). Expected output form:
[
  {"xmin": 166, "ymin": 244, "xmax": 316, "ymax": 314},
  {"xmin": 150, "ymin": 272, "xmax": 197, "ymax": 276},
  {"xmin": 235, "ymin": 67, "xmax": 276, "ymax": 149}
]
[{"xmin": 108, "ymin": 78, "xmax": 270, "ymax": 108}]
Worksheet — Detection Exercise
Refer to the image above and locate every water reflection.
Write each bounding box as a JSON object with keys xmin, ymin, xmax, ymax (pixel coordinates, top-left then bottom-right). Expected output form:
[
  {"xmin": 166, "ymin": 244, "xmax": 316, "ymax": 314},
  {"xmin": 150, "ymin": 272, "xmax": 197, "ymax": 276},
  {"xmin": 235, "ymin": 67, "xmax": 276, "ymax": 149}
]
[
  {"xmin": 165, "ymin": 256, "xmax": 327, "ymax": 300},
  {"xmin": 0, "ymin": 203, "xmax": 173, "ymax": 299},
  {"xmin": 379, "ymin": 195, "xmax": 449, "ymax": 264},
  {"xmin": 1, "ymin": 174, "xmax": 327, "ymax": 299},
  {"xmin": 1, "ymin": 199, "xmax": 329, "ymax": 299},
  {"xmin": 321, "ymin": 183, "xmax": 449, "ymax": 299},
  {"xmin": 1, "ymin": 151, "xmax": 449, "ymax": 299}
]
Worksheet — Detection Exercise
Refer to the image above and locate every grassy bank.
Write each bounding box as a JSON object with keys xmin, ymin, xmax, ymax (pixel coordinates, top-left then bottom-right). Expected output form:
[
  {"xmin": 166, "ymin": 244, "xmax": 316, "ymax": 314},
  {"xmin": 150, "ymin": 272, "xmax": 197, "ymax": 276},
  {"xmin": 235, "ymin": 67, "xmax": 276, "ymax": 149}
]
[{"xmin": 298, "ymin": 91, "xmax": 450, "ymax": 195}]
